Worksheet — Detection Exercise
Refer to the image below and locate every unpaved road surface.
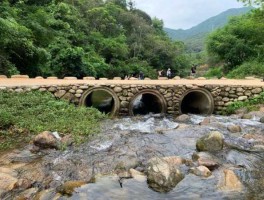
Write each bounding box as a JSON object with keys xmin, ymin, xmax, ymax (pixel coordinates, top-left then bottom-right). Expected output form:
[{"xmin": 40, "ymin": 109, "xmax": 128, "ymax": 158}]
[{"xmin": 0, "ymin": 78, "xmax": 264, "ymax": 87}]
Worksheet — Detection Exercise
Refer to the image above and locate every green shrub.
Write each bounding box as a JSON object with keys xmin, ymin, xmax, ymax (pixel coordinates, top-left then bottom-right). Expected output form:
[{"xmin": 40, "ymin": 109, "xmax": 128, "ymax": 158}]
[
  {"xmin": 0, "ymin": 110, "xmax": 15, "ymax": 129},
  {"xmin": 227, "ymin": 60, "xmax": 264, "ymax": 79},
  {"xmin": 0, "ymin": 91, "xmax": 106, "ymax": 150},
  {"xmin": 204, "ymin": 67, "xmax": 223, "ymax": 79}
]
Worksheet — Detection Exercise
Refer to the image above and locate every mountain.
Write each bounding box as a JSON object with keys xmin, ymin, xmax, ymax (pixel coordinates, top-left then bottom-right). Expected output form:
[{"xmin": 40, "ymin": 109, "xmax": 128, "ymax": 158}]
[{"xmin": 164, "ymin": 7, "xmax": 253, "ymax": 52}]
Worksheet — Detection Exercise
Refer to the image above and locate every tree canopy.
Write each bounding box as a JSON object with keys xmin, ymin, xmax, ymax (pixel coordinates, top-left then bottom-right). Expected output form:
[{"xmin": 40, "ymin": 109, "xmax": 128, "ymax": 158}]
[
  {"xmin": 206, "ymin": 2, "xmax": 264, "ymax": 78},
  {"xmin": 0, "ymin": 0, "xmax": 190, "ymax": 78}
]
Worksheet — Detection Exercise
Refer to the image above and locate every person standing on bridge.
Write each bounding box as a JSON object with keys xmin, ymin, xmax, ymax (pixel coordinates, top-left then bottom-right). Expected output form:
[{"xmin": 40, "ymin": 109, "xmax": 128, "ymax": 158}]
[
  {"xmin": 191, "ymin": 65, "xmax": 197, "ymax": 77},
  {"xmin": 138, "ymin": 71, "xmax": 144, "ymax": 80},
  {"xmin": 166, "ymin": 68, "xmax": 171, "ymax": 79}
]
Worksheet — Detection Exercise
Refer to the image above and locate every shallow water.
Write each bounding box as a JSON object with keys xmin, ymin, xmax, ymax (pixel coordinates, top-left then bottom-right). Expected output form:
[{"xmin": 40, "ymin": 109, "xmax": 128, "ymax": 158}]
[
  {"xmin": 53, "ymin": 115, "xmax": 264, "ymax": 200},
  {"xmin": 1, "ymin": 114, "xmax": 264, "ymax": 199}
]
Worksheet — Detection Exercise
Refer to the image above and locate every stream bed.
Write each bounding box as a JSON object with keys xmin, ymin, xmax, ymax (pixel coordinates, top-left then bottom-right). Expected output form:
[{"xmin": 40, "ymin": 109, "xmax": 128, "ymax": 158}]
[{"xmin": 0, "ymin": 113, "xmax": 264, "ymax": 199}]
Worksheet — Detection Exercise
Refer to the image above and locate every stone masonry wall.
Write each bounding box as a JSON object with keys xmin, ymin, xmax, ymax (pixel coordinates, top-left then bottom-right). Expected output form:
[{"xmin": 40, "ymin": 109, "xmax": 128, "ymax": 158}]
[{"xmin": 0, "ymin": 84, "xmax": 263, "ymax": 115}]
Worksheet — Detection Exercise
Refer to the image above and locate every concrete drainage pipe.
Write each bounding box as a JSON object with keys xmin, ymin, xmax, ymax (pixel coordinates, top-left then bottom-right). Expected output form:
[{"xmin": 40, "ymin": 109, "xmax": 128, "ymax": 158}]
[
  {"xmin": 129, "ymin": 89, "xmax": 167, "ymax": 116},
  {"xmin": 79, "ymin": 87, "xmax": 120, "ymax": 116},
  {"xmin": 179, "ymin": 89, "xmax": 214, "ymax": 115}
]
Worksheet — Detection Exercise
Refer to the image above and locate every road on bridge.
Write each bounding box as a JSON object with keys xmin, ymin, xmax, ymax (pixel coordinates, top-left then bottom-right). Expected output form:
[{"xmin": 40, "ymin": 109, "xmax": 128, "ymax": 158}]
[{"xmin": 0, "ymin": 78, "xmax": 264, "ymax": 87}]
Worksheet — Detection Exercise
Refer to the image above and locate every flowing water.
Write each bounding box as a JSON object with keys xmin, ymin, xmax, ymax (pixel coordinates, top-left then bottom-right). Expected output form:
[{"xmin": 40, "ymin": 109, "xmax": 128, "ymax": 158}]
[{"xmin": 1, "ymin": 114, "xmax": 264, "ymax": 199}]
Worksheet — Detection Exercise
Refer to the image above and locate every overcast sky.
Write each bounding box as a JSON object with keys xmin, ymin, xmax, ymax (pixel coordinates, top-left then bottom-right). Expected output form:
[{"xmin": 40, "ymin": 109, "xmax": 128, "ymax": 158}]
[{"xmin": 133, "ymin": 0, "xmax": 245, "ymax": 29}]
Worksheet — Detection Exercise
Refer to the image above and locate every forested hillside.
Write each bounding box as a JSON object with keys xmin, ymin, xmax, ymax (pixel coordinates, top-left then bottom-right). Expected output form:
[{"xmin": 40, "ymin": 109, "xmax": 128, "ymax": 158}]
[
  {"xmin": 0, "ymin": 0, "xmax": 190, "ymax": 78},
  {"xmin": 165, "ymin": 7, "xmax": 253, "ymax": 52}
]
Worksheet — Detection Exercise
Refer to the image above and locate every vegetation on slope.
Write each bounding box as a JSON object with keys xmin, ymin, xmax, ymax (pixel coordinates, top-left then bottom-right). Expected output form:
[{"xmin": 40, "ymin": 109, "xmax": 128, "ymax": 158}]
[
  {"xmin": 0, "ymin": 91, "xmax": 105, "ymax": 150},
  {"xmin": 206, "ymin": 7, "xmax": 264, "ymax": 78},
  {"xmin": 164, "ymin": 7, "xmax": 253, "ymax": 52},
  {"xmin": 0, "ymin": 0, "xmax": 190, "ymax": 78}
]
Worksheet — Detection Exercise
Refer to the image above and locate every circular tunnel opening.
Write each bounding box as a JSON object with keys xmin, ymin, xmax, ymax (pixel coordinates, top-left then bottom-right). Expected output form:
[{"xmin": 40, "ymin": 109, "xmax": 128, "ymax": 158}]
[
  {"xmin": 129, "ymin": 90, "xmax": 166, "ymax": 116},
  {"xmin": 180, "ymin": 89, "xmax": 214, "ymax": 115},
  {"xmin": 80, "ymin": 87, "xmax": 120, "ymax": 116}
]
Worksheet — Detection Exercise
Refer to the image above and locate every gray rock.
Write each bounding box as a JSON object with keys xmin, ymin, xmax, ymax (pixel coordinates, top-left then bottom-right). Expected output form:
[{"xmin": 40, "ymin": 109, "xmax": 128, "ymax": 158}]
[
  {"xmin": 227, "ymin": 125, "xmax": 242, "ymax": 133},
  {"xmin": 241, "ymin": 114, "xmax": 252, "ymax": 119},
  {"xmin": 238, "ymin": 96, "xmax": 248, "ymax": 101},
  {"xmin": 192, "ymin": 152, "xmax": 219, "ymax": 170},
  {"xmin": 190, "ymin": 166, "xmax": 212, "ymax": 177},
  {"xmin": 146, "ymin": 157, "xmax": 184, "ymax": 193},
  {"xmin": 175, "ymin": 114, "xmax": 190, "ymax": 122},
  {"xmin": 54, "ymin": 90, "xmax": 66, "ymax": 98},
  {"xmin": 196, "ymin": 131, "xmax": 224, "ymax": 152},
  {"xmin": 252, "ymin": 88, "xmax": 262, "ymax": 94},
  {"xmin": 33, "ymin": 131, "xmax": 60, "ymax": 149},
  {"xmin": 114, "ymin": 87, "xmax": 122, "ymax": 93},
  {"xmin": 260, "ymin": 116, "xmax": 264, "ymax": 123},
  {"xmin": 14, "ymin": 88, "xmax": 23, "ymax": 93}
]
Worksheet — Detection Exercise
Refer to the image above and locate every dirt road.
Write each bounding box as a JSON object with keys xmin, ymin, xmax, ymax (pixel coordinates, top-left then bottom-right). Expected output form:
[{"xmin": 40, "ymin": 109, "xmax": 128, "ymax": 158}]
[{"xmin": 0, "ymin": 78, "xmax": 264, "ymax": 87}]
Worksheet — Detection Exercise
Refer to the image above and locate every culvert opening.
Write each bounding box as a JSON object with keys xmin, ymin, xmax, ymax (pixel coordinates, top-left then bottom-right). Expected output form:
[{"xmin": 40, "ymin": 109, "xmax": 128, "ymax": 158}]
[
  {"xmin": 129, "ymin": 91, "xmax": 166, "ymax": 116},
  {"xmin": 85, "ymin": 91, "xmax": 114, "ymax": 114},
  {"xmin": 80, "ymin": 88, "xmax": 120, "ymax": 116},
  {"xmin": 180, "ymin": 90, "xmax": 214, "ymax": 115}
]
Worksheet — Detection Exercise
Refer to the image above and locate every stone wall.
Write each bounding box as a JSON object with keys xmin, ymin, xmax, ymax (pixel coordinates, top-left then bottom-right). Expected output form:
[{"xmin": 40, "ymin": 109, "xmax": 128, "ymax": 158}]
[{"xmin": 0, "ymin": 83, "xmax": 263, "ymax": 116}]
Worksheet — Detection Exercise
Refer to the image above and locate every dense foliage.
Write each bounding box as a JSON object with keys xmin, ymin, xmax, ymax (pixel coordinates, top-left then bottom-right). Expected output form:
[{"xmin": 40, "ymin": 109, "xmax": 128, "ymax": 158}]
[
  {"xmin": 0, "ymin": 91, "xmax": 105, "ymax": 150},
  {"xmin": 206, "ymin": 2, "xmax": 264, "ymax": 78},
  {"xmin": 0, "ymin": 0, "xmax": 190, "ymax": 78}
]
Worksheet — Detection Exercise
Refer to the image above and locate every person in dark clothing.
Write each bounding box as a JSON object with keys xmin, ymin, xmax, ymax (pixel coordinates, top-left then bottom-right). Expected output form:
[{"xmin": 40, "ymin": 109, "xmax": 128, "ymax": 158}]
[
  {"xmin": 138, "ymin": 71, "xmax": 144, "ymax": 80},
  {"xmin": 191, "ymin": 65, "xmax": 197, "ymax": 76}
]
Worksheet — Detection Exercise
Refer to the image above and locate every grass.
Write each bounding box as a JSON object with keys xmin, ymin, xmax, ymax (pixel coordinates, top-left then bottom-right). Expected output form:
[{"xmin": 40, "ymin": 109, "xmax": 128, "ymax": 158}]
[
  {"xmin": 0, "ymin": 91, "xmax": 106, "ymax": 151},
  {"xmin": 223, "ymin": 92, "xmax": 264, "ymax": 115},
  {"xmin": 204, "ymin": 67, "xmax": 223, "ymax": 79}
]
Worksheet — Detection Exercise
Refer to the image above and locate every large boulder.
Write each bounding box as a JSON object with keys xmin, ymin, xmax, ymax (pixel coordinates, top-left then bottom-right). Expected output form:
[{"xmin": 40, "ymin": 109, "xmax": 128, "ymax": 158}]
[
  {"xmin": 0, "ymin": 172, "xmax": 18, "ymax": 191},
  {"xmin": 218, "ymin": 169, "xmax": 243, "ymax": 192},
  {"xmin": 33, "ymin": 131, "xmax": 60, "ymax": 149},
  {"xmin": 146, "ymin": 157, "xmax": 184, "ymax": 193},
  {"xmin": 196, "ymin": 131, "xmax": 224, "ymax": 152}
]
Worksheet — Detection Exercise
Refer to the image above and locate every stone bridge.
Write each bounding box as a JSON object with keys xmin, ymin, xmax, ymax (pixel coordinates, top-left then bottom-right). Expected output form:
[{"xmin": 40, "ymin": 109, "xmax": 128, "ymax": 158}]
[{"xmin": 0, "ymin": 76, "xmax": 264, "ymax": 116}]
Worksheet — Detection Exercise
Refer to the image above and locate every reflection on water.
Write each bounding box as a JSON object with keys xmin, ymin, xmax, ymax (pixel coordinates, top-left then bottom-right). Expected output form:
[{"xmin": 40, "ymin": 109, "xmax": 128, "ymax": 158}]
[{"xmin": 71, "ymin": 175, "xmax": 231, "ymax": 200}]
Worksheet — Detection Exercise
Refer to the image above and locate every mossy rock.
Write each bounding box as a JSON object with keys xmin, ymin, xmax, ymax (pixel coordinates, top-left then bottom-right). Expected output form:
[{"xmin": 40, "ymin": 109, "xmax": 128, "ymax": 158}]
[{"xmin": 196, "ymin": 131, "xmax": 224, "ymax": 152}]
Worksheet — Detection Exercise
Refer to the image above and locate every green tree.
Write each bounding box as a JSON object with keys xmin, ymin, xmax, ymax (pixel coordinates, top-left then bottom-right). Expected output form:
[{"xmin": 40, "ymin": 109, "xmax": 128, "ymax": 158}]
[{"xmin": 206, "ymin": 7, "xmax": 264, "ymax": 77}]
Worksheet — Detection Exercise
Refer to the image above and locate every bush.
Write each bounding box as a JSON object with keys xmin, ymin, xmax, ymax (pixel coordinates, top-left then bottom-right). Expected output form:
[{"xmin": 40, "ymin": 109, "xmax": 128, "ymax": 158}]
[
  {"xmin": 0, "ymin": 91, "xmax": 106, "ymax": 150},
  {"xmin": 204, "ymin": 67, "xmax": 223, "ymax": 79},
  {"xmin": 0, "ymin": 110, "xmax": 15, "ymax": 129},
  {"xmin": 227, "ymin": 60, "xmax": 264, "ymax": 79}
]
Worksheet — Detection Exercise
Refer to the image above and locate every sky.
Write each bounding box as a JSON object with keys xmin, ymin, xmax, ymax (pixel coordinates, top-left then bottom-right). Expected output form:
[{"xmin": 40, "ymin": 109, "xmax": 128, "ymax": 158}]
[{"xmin": 133, "ymin": 0, "xmax": 245, "ymax": 30}]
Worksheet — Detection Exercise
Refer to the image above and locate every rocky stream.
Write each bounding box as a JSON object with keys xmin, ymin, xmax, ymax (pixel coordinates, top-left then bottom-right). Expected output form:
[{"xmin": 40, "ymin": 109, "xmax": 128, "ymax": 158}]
[{"xmin": 0, "ymin": 110, "xmax": 264, "ymax": 200}]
